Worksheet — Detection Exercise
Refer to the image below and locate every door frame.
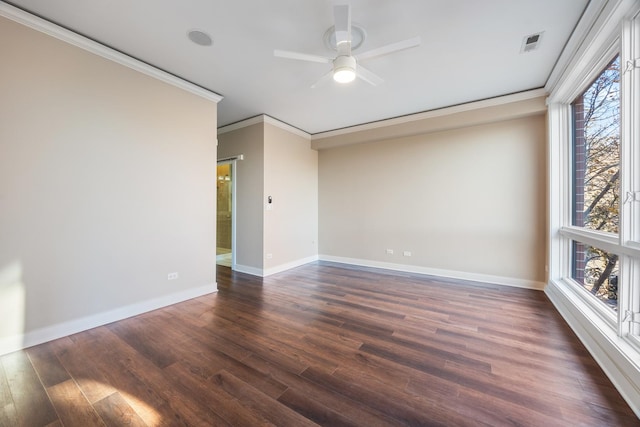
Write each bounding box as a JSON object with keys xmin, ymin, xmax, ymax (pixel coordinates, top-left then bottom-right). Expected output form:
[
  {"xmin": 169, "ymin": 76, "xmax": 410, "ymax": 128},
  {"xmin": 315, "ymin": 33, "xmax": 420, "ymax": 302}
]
[{"xmin": 217, "ymin": 158, "xmax": 238, "ymax": 270}]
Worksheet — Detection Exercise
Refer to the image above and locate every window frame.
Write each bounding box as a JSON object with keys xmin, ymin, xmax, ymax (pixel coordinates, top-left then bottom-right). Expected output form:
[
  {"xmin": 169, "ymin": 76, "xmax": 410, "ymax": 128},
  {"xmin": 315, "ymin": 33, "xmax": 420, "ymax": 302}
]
[
  {"xmin": 562, "ymin": 47, "xmax": 623, "ymax": 326},
  {"xmin": 547, "ymin": 2, "xmax": 640, "ymax": 355}
]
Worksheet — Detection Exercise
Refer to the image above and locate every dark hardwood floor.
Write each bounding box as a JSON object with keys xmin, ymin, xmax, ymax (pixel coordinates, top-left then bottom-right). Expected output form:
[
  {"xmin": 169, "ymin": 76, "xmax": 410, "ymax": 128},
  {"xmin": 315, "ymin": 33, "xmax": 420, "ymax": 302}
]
[{"xmin": 1, "ymin": 262, "xmax": 638, "ymax": 426}]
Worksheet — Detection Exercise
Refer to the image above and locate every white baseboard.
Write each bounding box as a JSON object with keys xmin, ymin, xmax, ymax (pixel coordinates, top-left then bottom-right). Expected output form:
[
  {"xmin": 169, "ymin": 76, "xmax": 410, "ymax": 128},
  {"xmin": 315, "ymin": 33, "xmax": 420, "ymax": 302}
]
[
  {"xmin": 233, "ymin": 264, "xmax": 264, "ymax": 277},
  {"xmin": 0, "ymin": 283, "xmax": 217, "ymax": 356},
  {"xmin": 233, "ymin": 255, "xmax": 319, "ymax": 277},
  {"xmin": 229, "ymin": 254, "xmax": 544, "ymax": 290},
  {"xmin": 545, "ymin": 279, "xmax": 640, "ymax": 418},
  {"xmin": 318, "ymin": 255, "xmax": 546, "ymax": 290},
  {"xmin": 263, "ymin": 255, "xmax": 319, "ymax": 277}
]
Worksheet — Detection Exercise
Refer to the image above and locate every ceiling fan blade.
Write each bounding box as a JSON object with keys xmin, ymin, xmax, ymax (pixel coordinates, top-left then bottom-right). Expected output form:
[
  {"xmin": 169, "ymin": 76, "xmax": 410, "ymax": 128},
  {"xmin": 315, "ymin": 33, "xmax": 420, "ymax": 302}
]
[
  {"xmin": 333, "ymin": 3, "xmax": 351, "ymax": 54},
  {"xmin": 274, "ymin": 49, "xmax": 332, "ymax": 64},
  {"xmin": 356, "ymin": 65, "xmax": 384, "ymax": 86},
  {"xmin": 311, "ymin": 70, "xmax": 335, "ymax": 89},
  {"xmin": 355, "ymin": 37, "xmax": 421, "ymax": 62}
]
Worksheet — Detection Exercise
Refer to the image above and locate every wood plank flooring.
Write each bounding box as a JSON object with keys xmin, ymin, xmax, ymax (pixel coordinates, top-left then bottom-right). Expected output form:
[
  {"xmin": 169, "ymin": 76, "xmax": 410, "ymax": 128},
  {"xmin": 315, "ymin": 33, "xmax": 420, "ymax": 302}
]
[{"xmin": 1, "ymin": 261, "xmax": 638, "ymax": 426}]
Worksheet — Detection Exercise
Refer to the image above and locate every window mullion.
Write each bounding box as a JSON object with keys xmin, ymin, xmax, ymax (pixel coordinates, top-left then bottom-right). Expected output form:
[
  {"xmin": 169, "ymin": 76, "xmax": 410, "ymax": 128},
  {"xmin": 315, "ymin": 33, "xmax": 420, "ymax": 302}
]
[
  {"xmin": 560, "ymin": 227, "xmax": 618, "ymax": 251},
  {"xmin": 548, "ymin": 103, "xmax": 573, "ymax": 281},
  {"xmin": 620, "ymin": 13, "xmax": 640, "ymax": 246},
  {"xmin": 620, "ymin": 11, "xmax": 640, "ymax": 339}
]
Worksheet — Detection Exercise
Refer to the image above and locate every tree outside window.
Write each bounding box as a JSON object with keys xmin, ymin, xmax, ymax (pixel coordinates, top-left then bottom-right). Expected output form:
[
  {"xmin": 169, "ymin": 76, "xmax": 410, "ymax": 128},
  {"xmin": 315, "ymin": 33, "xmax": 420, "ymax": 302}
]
[{"xmin": 571, "ymin": 56, "xmax": 620, "ymax": 310}]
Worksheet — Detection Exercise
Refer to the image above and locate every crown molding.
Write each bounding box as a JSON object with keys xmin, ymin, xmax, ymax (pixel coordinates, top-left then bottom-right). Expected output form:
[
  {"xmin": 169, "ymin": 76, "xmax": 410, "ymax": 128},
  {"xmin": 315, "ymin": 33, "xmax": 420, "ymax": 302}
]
[
  {"xmin": 263, "ymin": 115, "xmax": 311, "ymax": 139},
  {"xmin": 545, "ymin": 0, "xmax": 640, "ymax": 100},
  {"xmin": 219, "ymin": 90, "xmax": 546, "ymax": 143},
  {"xmin": 544, "ymin": 0, "xmax": 610, "ymax": 96},
  {"xmin": 311, "ymin": 89, "xmax": 547, "ymax": 150},
  {"xmin": 0, "ymin": 1, "xmax": 223, "ymax": 104},
  {"xmin": 217, "ymin": 116, "xmax": 265, "ymax": 135},
  {"xmin": 218, "ymin": 115, "xmax": 311, "ymax": 139},
  {"xmin": 311, "ymin": 88, "xmax": 547, "ymax": 141}
]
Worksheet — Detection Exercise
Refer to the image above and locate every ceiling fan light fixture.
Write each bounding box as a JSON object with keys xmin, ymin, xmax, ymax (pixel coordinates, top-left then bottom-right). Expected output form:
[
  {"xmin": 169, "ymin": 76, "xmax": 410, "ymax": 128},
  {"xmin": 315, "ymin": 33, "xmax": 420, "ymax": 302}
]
[
  {"xmin": 333, "ymin": 68, "xmax": 356, "ymax": 83},
  {"xmin": 333, "ymin": 55, "xmax": 356, "ymax": 83}
]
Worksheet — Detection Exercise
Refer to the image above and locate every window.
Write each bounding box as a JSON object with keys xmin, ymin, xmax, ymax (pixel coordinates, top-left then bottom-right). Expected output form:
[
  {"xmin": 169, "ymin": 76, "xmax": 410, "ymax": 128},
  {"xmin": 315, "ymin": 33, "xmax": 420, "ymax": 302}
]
[
  {"xmin": 548, "ymin": 1, "xmax": 640, "ymax": 353},
  {"xmin": 570, "ymin": 56, "xmax": 621, "ymax": 311},
  {"xmin": 572, "ymin": 242, "xmax": 619, "ymax": 310},
  {"xmin": 572, "ymin": 56, "xmax": 620, "ymax": 234}
]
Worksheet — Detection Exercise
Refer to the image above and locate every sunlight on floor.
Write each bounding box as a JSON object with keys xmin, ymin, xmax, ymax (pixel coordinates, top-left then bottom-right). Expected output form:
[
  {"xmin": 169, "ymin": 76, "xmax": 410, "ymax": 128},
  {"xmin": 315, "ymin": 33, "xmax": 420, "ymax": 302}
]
[
  {"xmin": 83, "ymin": 379, "xmax": 161, "ymax": 426},
  {"xmin": 0, "ymin": 261, "xmax": 25, "ymax": 355},
  {"xmin": 120, "ymin": 390, "xmax": 161, "ymax": 426},
  {"xmin": 216, "ymin": 253, "xmax": 232, "ymax": 267}
]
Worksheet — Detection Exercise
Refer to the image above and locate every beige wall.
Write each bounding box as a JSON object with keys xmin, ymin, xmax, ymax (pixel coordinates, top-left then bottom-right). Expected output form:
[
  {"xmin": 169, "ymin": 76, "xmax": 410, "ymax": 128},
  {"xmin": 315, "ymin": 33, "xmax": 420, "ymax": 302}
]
[
  {"xmin": 264, "ymin": 123, "xmax": 318, "ymax": 272},
  {"xmin": 217, "ymin": 119, "xmax": 319, "ymax": 275},
  {"xmin": 0, "ymin": 17, "xmax": 218, "ymax": 351},
  {"xmin": 217, "ymin": 123, "xmax": 265, "ymax": 271},
  {"xmin": 318, "ymin": 114, "xmax": 547, "ymax": 285}
]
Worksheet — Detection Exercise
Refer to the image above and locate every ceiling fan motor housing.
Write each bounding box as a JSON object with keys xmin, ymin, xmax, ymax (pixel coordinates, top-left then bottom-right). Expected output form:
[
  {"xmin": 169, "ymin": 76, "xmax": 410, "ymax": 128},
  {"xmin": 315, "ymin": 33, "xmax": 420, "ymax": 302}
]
[{"xmin": 333, "ymin": 55, "xmax": 357, "ymax": 82}]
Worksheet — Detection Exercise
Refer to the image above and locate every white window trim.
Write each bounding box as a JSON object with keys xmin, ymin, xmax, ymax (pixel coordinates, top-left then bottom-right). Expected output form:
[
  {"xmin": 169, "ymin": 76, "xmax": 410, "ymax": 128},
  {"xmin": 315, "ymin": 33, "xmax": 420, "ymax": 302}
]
[
  {"xmin": 546, "ymin": 0, "xmax": 640, "ymax": 418},
  {"xmin": 560, "ymin": 226, "xmax": 640, "ymax": 258},
  {"xmin": 620, "ymin": 7, "xmax": 640, "ymax": 344}
]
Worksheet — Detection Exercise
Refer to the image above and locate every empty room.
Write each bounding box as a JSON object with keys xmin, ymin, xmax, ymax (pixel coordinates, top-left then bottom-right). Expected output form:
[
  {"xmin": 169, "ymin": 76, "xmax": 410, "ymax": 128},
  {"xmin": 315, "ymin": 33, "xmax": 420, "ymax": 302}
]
[{"xmin": 1, "ymin": 0, "xmax": 639, "ymax": 425}]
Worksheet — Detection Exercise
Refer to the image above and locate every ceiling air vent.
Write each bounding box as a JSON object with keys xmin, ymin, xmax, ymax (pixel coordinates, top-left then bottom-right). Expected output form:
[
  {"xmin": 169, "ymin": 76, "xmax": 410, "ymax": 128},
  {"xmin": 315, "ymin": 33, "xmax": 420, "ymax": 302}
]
[{"xmin": 520, "ymin": 31, "xmax": 544, "ymax": 53}]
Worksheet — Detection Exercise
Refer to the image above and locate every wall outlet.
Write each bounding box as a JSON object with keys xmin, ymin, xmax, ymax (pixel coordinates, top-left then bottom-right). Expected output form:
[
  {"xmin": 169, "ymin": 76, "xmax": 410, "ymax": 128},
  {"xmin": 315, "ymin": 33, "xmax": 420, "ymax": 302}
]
[
  {"xmin": 386, "ymin": 249, "xmax": 394, "ymax": 255},
  {"xmin": 168, "ymin": 272, "xmax": 179, "ymax": 280},
  {"xmin": 266, "ymin": 253, "xmax": 273, "ymax": 259},
  {"xmin": 403, "ymin": 251, "xmax": 412, "ymax": 257}
]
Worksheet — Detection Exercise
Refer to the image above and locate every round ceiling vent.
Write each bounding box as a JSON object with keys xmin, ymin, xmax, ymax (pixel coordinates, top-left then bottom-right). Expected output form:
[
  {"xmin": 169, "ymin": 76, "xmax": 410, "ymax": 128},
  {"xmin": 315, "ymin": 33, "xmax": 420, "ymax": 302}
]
[
  {"xmin": 187, "ymin": 29, "xmax": 213, "ymax": 46},
  {"xmin": 323, "ymin": 23, "xmax": 366, "ymax": 51}
]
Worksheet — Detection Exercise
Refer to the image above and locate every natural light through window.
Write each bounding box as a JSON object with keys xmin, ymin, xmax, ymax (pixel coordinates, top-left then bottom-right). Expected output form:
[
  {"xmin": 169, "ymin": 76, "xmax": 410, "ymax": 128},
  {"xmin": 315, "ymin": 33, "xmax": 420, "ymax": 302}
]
[
  {"xmin": 570, "ymin": 56, "xmax": 621, "ymax": 311},
  {"xmin": 572, "ymin": 242, "xmax": 619, "ymax": 310},
  {"xmin": 0, "ymin": 261, "xmax": 26, "ymax": 353},
  {"xmin": 81, "ymin": 379, "xmax": 160, "ymax": 426},
  {"xmin": 572, "ymin": 56, "xmax": 620, "ymax": 234}
]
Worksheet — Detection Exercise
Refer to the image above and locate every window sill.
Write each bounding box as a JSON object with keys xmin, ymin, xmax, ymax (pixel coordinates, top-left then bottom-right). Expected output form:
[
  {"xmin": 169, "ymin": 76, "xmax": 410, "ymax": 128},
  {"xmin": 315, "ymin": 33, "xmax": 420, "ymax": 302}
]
[
  {"xmin": 558, "ymin": 276, "xmax": 618, "ymax": 328},
  {"xmin": 546, "ymin": 278, "xmax": 640, "ymax": 417}
]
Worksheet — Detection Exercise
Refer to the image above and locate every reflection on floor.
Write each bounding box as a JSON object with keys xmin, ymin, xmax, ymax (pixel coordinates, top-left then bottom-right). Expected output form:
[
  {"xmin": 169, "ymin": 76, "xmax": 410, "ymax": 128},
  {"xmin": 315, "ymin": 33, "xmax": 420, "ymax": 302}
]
[{"xmin": 216, "ymin": 248, "xmax": 231, "ymax": 267}]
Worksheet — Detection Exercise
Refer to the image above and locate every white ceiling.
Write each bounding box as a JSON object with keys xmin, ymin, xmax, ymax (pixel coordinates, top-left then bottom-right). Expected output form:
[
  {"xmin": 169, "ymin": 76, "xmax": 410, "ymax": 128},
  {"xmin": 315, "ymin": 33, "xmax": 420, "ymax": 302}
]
[{"xmin": 5, "ymin": 0, "xmax": 588, "ymax": 134}]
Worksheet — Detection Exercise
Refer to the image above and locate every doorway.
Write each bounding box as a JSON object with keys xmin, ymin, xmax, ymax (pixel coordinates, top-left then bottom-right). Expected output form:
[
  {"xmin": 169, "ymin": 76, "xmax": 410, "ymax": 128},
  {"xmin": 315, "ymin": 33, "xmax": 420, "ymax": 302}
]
[{"xmin": 216, "ymin": 162, "xmax": 234, "ymax": 268}]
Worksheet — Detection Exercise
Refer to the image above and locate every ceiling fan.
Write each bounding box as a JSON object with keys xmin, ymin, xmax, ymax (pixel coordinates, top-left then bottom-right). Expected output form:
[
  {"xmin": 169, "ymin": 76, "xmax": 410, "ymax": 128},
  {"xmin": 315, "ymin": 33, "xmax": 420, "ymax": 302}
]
[{"xmin": 274, "ymin": 3, "xmax": 421, "ymax": 88}]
